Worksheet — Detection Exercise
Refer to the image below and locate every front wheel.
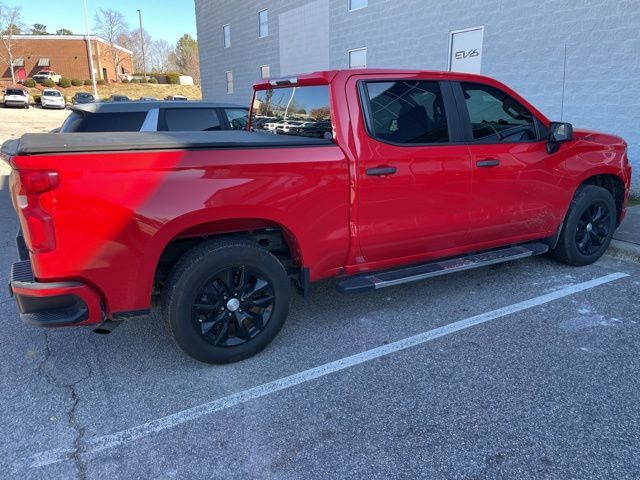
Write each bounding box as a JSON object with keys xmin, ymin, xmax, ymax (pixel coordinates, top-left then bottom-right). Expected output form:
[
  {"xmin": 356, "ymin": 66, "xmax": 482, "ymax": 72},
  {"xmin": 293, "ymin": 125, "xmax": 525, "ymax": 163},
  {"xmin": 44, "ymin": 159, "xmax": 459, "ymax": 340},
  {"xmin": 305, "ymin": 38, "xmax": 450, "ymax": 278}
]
[
  {"xmin": 550, "ymin": 185, "xmax": 616, "ymax": 266},
  {"xmin": 161, "ymin": 238, "xmax": 291, "ymax": 364}
]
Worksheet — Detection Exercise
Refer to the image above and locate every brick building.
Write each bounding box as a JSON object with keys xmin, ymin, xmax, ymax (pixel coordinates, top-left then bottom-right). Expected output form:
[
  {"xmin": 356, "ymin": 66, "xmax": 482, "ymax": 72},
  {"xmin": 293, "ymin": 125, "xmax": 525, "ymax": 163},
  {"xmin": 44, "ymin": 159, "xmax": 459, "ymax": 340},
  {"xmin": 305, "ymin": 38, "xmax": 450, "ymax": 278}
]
[
  {"xmin": 195, "ymin": 0, "xmax": 640, "ymax": 192},
  {"xmin": 0, "ymin": 34, "xmax": 133, "ymax": 85}
]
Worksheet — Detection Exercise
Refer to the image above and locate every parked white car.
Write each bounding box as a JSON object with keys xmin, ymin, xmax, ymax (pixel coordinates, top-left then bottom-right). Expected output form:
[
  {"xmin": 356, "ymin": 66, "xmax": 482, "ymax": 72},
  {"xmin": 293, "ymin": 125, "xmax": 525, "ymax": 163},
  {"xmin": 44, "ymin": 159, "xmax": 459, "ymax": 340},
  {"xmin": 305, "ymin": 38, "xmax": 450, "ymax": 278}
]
[
  {"xmin": 33, "ymin": 70, "xmax": 62, "ymax": 84},
  {"xmin": 40, "ymin": 89, "xmax": 65, "ymax": 109},
  {"xmin": 264, "ymin": 120, "xmax": 285, "ymax": 131},
  {"xmin": 3, "ymin": 88, "xmax": 29, "ymax": 108}
]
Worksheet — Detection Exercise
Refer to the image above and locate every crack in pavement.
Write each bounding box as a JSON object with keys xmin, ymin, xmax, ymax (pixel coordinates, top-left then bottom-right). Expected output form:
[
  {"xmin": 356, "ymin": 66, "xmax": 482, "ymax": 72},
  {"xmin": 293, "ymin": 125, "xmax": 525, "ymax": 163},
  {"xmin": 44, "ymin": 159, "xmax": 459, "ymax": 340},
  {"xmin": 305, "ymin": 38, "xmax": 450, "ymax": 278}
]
[{"xmin": 37, "ymin": 330, "xmax": 92, "ymax": 480}]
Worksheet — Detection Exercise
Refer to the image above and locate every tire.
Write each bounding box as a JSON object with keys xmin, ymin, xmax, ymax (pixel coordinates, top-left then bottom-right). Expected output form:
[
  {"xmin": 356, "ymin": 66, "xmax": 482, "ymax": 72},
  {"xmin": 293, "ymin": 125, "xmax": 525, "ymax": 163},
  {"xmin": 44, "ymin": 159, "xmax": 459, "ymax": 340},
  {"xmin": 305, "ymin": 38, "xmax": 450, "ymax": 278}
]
[
  {"xmin": 161, "ymin": 238, "xmax": 291, "ymax": 364},
  {"xmin": 550, "ymin": 185, "xmax": 616, "ymax": 266}
]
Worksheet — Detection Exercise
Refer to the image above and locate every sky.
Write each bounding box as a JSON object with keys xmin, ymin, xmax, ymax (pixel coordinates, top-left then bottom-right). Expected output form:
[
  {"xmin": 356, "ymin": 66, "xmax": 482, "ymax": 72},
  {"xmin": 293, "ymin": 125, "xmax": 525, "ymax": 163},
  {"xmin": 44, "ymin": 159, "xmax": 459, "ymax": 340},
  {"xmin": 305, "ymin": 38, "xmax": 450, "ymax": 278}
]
[{"xmin": 4, "ymin": 0, "xmax": 197, "ymax": 46}]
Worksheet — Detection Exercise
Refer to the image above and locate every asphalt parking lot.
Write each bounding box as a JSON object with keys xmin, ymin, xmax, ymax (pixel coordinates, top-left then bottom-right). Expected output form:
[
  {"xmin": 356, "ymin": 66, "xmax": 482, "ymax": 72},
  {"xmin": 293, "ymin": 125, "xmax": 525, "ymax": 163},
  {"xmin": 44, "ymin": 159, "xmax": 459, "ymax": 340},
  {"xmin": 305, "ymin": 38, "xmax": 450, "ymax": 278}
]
[
  {"xmin": 0, "ymin": 119, "xmax": 639, "ymax": 479},
  {"xmin": 1, "ymin": 187, "xmax": 639, "ymax": 479}
]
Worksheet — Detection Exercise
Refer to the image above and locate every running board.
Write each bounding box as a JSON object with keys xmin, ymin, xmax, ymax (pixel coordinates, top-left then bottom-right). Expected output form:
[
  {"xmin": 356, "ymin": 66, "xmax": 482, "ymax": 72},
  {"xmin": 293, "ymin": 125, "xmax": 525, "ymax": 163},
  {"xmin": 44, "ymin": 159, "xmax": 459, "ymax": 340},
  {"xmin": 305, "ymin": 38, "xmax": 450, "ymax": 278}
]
[{"xmin": 337, "ymin": 242, "xmax": 549, "ymax": 294}]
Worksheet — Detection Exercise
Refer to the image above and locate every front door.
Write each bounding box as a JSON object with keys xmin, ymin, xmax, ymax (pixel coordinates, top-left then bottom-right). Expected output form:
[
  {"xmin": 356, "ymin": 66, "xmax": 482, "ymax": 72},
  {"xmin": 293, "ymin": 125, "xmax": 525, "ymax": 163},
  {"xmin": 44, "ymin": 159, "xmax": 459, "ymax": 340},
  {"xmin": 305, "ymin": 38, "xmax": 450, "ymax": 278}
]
[
  {"xmin": 16, "ymin": 67, "xmax": 26, "ymax": 83},
  {"xmin": 454, "ymin": 81, "xmax": 567, "ymax": 246},
  {"xmin": 350, "ymin": 77, "xmax": 473, "ymax": 265}
]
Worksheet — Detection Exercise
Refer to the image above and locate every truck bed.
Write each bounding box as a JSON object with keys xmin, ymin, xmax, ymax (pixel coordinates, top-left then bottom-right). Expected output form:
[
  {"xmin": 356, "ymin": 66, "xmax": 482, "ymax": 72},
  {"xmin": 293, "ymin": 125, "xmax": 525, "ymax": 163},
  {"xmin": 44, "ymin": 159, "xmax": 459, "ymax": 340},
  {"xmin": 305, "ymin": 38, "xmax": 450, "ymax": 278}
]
[{"xmin": 4, "ymin": 131, "xmax": 332, "ymax": 156}]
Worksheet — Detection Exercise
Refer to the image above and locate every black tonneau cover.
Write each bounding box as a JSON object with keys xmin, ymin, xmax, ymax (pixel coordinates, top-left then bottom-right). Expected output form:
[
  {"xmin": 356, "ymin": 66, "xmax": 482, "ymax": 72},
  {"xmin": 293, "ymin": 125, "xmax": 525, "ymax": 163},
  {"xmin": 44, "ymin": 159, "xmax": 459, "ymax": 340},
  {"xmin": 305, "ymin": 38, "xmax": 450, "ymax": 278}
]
[{"xmin": 10, "ymin": 131, "xmax": 332, "ymax": 155}]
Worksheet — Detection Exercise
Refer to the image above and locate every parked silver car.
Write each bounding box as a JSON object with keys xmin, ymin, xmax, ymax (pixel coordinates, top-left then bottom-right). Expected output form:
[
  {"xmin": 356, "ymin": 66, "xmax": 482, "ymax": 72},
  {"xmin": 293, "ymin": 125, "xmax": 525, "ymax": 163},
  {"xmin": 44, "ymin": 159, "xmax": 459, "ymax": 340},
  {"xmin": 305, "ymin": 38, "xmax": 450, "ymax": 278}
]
[{"xmin": 59, "ymin": 101, "xmax": 249, "ymax": 132}]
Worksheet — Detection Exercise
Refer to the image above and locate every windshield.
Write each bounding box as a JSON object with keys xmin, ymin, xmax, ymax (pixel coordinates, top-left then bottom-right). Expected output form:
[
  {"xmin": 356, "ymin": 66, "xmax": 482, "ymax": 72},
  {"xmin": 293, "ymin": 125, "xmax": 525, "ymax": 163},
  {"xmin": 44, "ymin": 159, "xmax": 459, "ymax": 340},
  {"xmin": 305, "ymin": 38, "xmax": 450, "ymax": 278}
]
[
  {"xmin": 5, "ymin": 89, "xmax": 25, "ymax": 96},
  {"xmin": 252, "ymin": 85, "xmax": 332, "ymax": 139},
  {"xmin": 43, "ymin": 91, "xmax": 61, "ymax": 97}
]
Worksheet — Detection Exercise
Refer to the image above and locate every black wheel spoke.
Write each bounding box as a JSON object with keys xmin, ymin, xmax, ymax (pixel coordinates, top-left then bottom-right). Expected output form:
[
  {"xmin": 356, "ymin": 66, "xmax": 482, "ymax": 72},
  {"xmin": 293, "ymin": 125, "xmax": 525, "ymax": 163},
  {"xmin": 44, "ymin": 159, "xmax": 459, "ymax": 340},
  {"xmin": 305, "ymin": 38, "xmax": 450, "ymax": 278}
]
[
  {"xmin": 212, "ymin": 321, "xmax": 230, "ymax": 345},
  {"xmin": 201, "ymin": 311, "xmax": 226, "ymax": 335},
  {"xmin": 233, "ymin": 312, "xmax": 252, "ymax": 340},
  {"xmin": 242, "ymin": 278, "xmax": 270, "ymax": 299},
  {"xmin": 249, "ymin": 295, "xmax": 275, "ymax": 308}
]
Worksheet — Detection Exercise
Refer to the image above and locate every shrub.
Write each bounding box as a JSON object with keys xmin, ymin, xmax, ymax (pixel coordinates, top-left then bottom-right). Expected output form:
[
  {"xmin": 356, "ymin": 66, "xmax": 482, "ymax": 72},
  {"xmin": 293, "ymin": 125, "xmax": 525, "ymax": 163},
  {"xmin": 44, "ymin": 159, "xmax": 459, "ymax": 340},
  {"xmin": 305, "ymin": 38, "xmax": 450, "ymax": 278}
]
[
  {"xmin": 58, "ymin": 77, "xmax": 71, "ymax": 88},
  {"xmin": 148, "ymin": 77, "xmax": 158, "ymax": 84},
  {"xmin": 33, "ymin": 95, "xmax": 41, "ymax": 104},
  {"xmin": 43, "ymin": 79, "xmax": 55, "ymax": 88},
  {"xmin": 121, "ymin": 78, "xmax": 130, "ymax": 84},
  {"xmin": 24, "ymin": 78, "xmax": 36, "ymax": 88},
  {"xmin": 131, "ymin": 78, "xmax": 140, "ymax": 84},
  {"xmin": 96, "ymin": 79, "xmax": 105, "ymax": 85},
  {"xmin": 139, "ymin": 77, "xmax": 148, "ymax": 83},
  {"xmin": 166, "ymin": 72, "xmax": 180, "ymax": 85},
  {"xmin": 71, "ymin": 78, "xmax": 83, "ymax": 87},
  {"xmin": 84, "ymin": 79, "xmax": 92, "ymax": 85}
]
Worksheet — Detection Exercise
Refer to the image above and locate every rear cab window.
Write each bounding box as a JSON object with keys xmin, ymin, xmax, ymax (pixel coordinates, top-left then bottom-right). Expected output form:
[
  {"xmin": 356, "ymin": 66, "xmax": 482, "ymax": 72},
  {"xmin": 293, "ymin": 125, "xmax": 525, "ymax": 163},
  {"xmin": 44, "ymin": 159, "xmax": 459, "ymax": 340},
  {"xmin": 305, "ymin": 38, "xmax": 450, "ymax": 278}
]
[{"xmin": 252, "ymin": 85, "xmax": 333, "ymax": 139}]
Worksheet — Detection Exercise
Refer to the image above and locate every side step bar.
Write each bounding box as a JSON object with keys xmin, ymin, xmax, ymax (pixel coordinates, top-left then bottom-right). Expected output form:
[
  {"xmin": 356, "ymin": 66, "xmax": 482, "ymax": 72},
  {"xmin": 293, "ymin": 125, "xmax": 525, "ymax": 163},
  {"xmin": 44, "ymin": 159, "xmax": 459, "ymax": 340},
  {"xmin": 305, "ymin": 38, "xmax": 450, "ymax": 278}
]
[{"xmin": 337, "ymin": 242, "xmax": 549, "ymax": 294}]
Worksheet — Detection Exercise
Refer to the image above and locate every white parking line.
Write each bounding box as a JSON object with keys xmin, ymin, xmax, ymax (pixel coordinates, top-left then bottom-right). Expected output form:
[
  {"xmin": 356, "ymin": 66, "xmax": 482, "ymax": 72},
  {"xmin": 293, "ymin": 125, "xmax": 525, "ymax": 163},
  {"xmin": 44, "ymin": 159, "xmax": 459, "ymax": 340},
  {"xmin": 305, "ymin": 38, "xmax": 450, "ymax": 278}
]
[{"xmin": 29, "ymin": 272, "xmax": 629, "ymax": 469}]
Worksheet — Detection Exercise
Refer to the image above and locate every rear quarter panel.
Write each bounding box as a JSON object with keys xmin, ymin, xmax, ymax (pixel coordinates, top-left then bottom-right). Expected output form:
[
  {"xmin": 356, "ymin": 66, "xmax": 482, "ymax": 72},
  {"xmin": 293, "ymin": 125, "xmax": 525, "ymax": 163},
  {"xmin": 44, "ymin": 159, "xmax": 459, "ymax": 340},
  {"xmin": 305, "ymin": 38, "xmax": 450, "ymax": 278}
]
[{"xmin": 14, "ymin": 145, "xmax": 350, "ymax": 315}]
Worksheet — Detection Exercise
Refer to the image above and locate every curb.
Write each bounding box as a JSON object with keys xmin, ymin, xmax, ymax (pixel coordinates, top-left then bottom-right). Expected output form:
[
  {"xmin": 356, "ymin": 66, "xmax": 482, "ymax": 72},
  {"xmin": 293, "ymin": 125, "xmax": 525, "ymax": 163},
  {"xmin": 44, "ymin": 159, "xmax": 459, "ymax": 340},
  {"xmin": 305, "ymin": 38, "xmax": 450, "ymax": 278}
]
[{"xmin": 606, "ymin": 239, "xmax": 640, "ymax": 264}]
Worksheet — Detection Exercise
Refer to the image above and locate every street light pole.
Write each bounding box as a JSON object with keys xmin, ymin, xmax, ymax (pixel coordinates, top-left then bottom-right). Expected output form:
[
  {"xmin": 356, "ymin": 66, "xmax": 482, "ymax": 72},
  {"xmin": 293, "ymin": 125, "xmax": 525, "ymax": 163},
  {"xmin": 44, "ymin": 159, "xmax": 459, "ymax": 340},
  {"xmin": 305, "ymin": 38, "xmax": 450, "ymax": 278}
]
[
  {"xmin": 83, "ymin": 0, "xmax": 98, "ymax": 97},
  {"xmin": 137, "ymin": 9, "xmax": 147, "ymax": 80}
]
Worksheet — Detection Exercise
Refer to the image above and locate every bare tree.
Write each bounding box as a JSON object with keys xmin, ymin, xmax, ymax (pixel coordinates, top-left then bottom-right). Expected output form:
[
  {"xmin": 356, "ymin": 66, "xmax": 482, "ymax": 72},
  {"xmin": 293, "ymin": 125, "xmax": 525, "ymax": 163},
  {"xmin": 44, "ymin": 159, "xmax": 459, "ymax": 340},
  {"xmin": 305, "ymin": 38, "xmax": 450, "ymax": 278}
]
[
  {"xmin": 127, "ymin": 28, "xmax": 151, "ymax": 73},
  {"xmin": 149, "ymin": 38, "xmax": 173, "ymax": 71},
  {"xmin": 0, "ymin": 3, "xmax": 24, "ymax": 85},
  {"xmin": 93, "ymin": 8, "xmax": 129, "ymax": 82}
]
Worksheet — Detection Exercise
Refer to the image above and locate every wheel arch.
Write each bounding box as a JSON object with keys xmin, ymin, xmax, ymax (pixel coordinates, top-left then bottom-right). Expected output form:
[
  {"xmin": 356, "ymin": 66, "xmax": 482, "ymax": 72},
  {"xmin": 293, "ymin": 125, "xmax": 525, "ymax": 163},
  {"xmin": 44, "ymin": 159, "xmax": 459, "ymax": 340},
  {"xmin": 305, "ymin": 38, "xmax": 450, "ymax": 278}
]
[
  {"xmin": 577, "ymin": 173, "xmax": 626, "ymax": 225},
  {"xmin": 145, "ymin": 211, "xmax": 306, "ymax": 302}
]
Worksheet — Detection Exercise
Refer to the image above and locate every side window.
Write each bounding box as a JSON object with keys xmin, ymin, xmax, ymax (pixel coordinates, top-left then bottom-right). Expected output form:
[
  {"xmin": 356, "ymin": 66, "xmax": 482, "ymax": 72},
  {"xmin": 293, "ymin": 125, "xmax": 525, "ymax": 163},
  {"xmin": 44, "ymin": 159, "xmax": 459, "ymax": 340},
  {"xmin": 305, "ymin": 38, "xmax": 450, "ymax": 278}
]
[
  {"xmin": 461, "ymin": 83, "xmax": 537, "ymax": 142},
  {"xmin": 63, "ymin": 112, "xmax": 147, "ymax": 132},
  {"xmin": 363, "ymin": 81, "xmax": 450, "ymax": 144},
  {"xmin": 160, "ymin": 109, "xmax": 221, "ymax": 131},
  {"xmin": 224, "ymin": 108, "xmax": 249, "ymax": 130}
]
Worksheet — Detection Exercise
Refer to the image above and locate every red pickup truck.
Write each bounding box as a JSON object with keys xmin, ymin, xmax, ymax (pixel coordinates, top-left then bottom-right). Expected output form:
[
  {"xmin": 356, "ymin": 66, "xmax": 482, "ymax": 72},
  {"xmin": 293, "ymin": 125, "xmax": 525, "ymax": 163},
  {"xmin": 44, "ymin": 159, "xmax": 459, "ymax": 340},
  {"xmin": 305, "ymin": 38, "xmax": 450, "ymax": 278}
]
[{"xmin": 2, "ymin": 69, "xmax": 632, "ymax": 363}]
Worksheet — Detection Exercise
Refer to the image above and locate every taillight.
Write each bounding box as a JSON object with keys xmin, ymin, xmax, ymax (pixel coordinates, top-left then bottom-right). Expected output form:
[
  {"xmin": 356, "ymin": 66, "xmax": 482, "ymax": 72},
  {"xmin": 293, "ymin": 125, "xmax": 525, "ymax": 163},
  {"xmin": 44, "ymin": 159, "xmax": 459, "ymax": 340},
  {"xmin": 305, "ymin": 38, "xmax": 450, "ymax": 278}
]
[{"xmin": 16, "ymin": 170, "xmax": 59, "ymax": 253}]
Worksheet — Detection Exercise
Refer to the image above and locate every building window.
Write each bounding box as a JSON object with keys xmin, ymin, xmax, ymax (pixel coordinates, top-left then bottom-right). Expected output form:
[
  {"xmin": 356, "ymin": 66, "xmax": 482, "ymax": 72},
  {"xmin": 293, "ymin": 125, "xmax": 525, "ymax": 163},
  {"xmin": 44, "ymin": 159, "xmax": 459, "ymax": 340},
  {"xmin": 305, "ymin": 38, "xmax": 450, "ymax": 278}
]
[
  {"xmin": 348, "ymin": 0, "xmax": 367, "ymax": 11},
  {"xmin": 260, "ymin": 65, "xmax": 270, "ymax": 79},
  {"xmin": 348, "ymin": 48, "xmax": 367, "ymax": 68},
  {"xmin": 226, "ymin": 71, "xmax": 233, "ymax": 94},
  {"xmin": 258, "ymin": 9, "xmax": 268, "ymax": 38},
  {"xmin": 223, "ymin": 24, "xmax": 231, "ymax": 48}
]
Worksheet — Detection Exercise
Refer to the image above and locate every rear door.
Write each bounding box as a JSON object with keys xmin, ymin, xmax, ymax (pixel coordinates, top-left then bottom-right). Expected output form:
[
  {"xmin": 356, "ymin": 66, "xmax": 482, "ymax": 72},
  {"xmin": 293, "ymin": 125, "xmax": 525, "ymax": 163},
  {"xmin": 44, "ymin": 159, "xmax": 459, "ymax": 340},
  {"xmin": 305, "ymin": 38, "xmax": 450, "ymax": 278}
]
[
  {"xmin": 453, "ymin": 81, "xmax": 566, "ymax": 245},
  {"xmin": 349, "ymin": 75, "xmax": 473, "ymax": 264}
]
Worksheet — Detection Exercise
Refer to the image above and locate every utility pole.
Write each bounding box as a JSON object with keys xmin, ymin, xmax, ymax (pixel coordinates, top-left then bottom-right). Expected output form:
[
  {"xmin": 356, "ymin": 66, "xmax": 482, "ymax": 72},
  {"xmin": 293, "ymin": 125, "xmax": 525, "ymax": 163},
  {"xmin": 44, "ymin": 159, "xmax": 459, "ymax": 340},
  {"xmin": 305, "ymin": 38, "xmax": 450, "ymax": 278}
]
[
  {"xmin": 137, "ymin": 9, "xmax": 147, "ymax": 80},
  {"xmin": 83, "ymin": 0, "xmax": 99, "ymax": 97}
]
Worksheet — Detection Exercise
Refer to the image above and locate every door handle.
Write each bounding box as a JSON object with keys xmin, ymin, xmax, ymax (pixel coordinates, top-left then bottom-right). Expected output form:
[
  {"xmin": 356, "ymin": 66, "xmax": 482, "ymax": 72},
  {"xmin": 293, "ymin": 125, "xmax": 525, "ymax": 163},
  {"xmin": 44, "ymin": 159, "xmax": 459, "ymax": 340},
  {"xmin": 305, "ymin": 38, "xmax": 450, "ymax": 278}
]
[
  {"xmin": 476, "ymin": 159, "xmax": 500, "ymax": 167},
  {"xmin": 366, "ymin": 166, "xmax": 397, "ymax": 176}
]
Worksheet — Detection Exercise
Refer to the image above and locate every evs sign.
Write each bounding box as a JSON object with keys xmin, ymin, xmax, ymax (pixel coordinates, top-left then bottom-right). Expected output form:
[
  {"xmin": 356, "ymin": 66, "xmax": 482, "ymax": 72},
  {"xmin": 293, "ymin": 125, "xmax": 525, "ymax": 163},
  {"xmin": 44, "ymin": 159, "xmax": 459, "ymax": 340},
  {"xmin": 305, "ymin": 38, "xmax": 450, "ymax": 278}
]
[{"xmin": 449, "ymin": 26, "xmax": 484, "ymax": 74}]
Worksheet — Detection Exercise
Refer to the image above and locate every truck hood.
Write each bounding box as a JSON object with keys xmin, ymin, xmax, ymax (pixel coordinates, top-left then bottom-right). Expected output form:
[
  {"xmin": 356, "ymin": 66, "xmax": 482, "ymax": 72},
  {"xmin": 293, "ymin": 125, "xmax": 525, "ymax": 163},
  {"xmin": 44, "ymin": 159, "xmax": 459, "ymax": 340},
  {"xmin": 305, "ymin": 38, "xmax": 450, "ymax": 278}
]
[{"xmin": 572, "ymin": 128, "xmax": 627, "ymax": 148}]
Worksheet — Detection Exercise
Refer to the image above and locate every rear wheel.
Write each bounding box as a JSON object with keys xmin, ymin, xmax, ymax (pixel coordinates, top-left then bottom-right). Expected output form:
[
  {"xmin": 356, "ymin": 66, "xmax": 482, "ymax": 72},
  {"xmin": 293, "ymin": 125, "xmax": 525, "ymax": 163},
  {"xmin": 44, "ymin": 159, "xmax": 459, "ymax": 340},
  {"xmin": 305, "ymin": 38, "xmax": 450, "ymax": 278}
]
[
  {"xmin": 161, "ymin": 238, "xmax": 291, "ymax": 364},
  {"xmin": 550, "ymin": 185, "xmax": 616, "ymax": 266}
]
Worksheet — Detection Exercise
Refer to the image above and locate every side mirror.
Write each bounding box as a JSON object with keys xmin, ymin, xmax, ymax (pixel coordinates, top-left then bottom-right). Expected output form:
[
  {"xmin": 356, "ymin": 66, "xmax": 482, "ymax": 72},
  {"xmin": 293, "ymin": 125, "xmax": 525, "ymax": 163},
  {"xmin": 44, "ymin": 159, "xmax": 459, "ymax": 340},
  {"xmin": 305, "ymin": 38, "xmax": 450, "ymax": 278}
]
[{"xmin": 547, "ymin": 121, "xmax": 573, "ymax": 153}]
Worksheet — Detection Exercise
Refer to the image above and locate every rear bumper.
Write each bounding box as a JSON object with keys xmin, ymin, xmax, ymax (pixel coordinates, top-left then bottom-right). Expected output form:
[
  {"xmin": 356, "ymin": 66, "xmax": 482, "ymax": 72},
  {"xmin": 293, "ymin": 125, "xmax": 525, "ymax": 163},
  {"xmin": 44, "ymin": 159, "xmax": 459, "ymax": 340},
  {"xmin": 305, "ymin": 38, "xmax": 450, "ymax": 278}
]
[{"xmin": 9, "ymin": 259, "xmax": 104, "ymax": 328}]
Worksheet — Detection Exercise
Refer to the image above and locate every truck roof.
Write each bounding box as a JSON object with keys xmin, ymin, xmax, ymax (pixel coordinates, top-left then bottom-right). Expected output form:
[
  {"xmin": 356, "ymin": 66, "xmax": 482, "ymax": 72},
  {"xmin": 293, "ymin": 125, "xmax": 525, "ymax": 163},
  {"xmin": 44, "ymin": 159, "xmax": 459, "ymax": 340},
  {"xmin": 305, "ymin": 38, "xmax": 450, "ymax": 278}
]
[
  {"xmin": 70, "ymin": 101, "xmax": 248, "ymax": 114},
  {"xmin": 254, "ymin": 68, "xmax": 503, "ymax": 88}
]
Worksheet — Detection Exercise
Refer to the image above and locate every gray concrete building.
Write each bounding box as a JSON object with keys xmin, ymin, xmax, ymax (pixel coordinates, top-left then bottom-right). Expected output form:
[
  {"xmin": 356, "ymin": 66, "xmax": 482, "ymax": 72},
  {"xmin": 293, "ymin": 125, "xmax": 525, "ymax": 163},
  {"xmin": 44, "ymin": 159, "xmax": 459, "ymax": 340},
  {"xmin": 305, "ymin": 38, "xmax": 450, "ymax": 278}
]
[{"xmin": 195, "ymin": 0, "xmax": 640, "ymax": 191}]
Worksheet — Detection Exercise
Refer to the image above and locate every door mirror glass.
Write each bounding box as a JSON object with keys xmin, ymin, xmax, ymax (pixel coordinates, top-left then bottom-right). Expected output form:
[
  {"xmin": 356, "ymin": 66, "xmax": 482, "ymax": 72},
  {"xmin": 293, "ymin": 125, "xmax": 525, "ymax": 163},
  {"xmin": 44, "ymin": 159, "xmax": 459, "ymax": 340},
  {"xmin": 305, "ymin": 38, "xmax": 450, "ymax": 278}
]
[
  {"xmin": 549, "ymin": 122, "xmax": 573, "ymax": 142},
  {"xmin": 547, "ymin": 121, "xmax": 573, "ymax": 153}
]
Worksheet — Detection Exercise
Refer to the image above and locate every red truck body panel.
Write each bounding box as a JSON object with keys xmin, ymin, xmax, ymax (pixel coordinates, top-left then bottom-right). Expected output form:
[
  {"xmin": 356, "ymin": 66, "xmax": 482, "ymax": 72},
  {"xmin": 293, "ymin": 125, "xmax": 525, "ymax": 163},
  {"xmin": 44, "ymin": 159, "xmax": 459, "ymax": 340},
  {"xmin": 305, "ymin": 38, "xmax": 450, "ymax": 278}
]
[{"xmin": 4, "ymin": 69, "xmax": 632, "ymax": 326}]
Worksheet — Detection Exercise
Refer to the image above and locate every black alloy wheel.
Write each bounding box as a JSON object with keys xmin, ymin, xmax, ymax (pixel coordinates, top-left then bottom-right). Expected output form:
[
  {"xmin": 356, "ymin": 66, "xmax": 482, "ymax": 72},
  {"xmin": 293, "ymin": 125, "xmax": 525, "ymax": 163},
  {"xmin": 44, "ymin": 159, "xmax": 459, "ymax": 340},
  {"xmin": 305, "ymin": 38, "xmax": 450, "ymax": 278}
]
[
  {"xmin": 575, "ymin": 202, "xmax": 611, "ymax": 256},
  {"xmin": 191, "ymin": 265, "xmax": 275, "ymax": 347}
]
